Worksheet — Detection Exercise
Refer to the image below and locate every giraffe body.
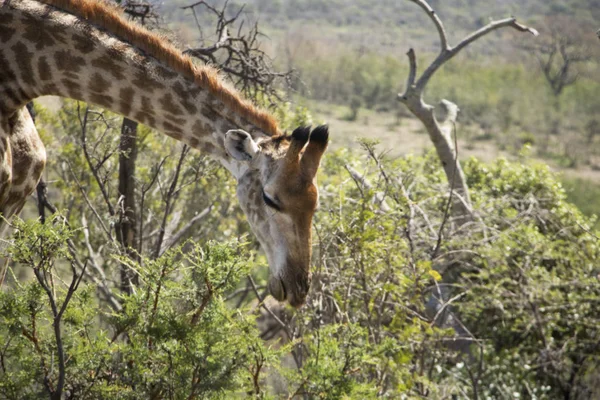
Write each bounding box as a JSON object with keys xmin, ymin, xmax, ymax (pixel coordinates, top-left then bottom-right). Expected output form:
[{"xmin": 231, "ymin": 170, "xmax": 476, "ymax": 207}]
[{"xmin": 0, "ymin": 0, "xmax": 328, "ymax": 307}]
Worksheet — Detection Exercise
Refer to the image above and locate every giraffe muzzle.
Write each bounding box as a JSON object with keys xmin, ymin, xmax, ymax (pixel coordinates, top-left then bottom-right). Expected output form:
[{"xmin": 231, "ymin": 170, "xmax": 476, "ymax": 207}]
[{"xmin": 268, "ymin": 272, "xmax": 311, "ymax": 308}]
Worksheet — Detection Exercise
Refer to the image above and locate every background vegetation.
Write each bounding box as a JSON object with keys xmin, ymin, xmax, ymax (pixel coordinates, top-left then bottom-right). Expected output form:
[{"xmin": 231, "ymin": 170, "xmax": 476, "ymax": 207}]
[
  {"xmin": 1, "ymin": 0, "xmax": 599, "ymax": 398},
  {"xmin": 160, "ymin": 0, "xmax": 600, "ymax": 217}
]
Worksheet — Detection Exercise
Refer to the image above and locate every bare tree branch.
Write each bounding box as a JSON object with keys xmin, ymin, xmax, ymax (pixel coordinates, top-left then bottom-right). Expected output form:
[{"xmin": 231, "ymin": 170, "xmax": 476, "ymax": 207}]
[
  {"xmin": 416, "ymin": 17, "xmax": 538, "ymax": 92},
  {"xmin": 407, "ymin": 0, "xmax": 449, "ymax": 51},
  {"xmin": 32, "ymin": 254, "xmax": 88, "ymax": 400},
  {"xmin": 181, "ymin": 0, "xmax": 294, "ymax": 105},
  {"xmin": 154, "ymin": 145, "xmax": 190, "ymax": 259},
  {"xmin": 406, "ymin": 48, "xmax": 417, "ymax": 88},
  {"xmin": 398, "ymin": 0, "xmax": 537, "ymax": 221}
]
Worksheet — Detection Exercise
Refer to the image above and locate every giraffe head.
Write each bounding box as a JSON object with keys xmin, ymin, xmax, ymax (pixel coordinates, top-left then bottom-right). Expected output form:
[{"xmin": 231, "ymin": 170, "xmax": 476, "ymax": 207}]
[{"xmin": 225, "ymin": 126, "xmax": 329, "ymax": 308}]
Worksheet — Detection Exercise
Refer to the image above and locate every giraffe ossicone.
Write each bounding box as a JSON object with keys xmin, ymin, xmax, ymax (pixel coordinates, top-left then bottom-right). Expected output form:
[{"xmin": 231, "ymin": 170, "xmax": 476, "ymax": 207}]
[{"xmin": 0, "ymin": 0, "xmax": 329, "ymax": 307}]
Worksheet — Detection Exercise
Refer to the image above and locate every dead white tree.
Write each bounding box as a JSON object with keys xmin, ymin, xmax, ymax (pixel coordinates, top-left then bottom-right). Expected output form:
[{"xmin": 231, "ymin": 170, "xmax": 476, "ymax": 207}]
[{"xmin": 398, "ymin": 0, "xmax": 538, "ymax": 220}]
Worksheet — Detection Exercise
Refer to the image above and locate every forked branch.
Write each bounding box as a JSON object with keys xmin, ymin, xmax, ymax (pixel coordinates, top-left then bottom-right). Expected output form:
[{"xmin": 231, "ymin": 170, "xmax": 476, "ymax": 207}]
[
  {"xmin": 407, "ymin": 0, "xmax": 449, "ymax": 51},
  {"xmin": 411, "ymin": 15, "xmax": 538, "ymax": 93},
  {"xmin": 406, "ymin": 48, "xmax": 417, "ymax": 88},
  {"xmin": 397, "ymin": 0, "xmax": 537, "ymax": 220}
]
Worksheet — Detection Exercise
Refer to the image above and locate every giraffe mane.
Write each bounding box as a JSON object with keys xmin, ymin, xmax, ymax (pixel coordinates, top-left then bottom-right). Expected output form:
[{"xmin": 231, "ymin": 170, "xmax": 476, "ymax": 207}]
[{"xmin": 39, "ymin": 0, "xmax": 280, "ymax": 136}]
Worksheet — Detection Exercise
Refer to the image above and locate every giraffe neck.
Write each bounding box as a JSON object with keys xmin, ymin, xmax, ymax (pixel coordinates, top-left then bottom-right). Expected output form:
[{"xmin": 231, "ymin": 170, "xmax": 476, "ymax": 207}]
[{"xmin": 0, "ymin": 0, "xmax": 273, "ymax": 177}]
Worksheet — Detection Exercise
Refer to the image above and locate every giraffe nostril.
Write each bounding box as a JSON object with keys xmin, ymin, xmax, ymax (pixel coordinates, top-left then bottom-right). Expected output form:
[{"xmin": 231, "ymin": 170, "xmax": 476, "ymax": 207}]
[{"xmin": 280, "ymin": 278, "xmax": 287, "ymax": 299}]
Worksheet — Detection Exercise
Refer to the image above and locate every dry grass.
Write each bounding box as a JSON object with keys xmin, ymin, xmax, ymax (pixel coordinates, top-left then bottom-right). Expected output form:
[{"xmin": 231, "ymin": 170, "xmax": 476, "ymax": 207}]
[{"xmin": 310, "ymin": 100, "xmax": 600, "ymax": 185}]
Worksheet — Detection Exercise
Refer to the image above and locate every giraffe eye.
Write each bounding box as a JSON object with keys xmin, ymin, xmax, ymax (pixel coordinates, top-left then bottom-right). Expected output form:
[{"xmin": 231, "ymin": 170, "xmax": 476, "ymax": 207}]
[{"xmin": 262, "ymin": 191, "xmax": 281, "ymax": 211}]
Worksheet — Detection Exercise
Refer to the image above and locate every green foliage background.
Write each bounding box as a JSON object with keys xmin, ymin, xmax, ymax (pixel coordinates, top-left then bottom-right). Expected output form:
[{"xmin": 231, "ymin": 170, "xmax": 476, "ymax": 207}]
[
  {"xmin": 1, "ymin": 0, "xmax": 600, "ymax": 398},
  {"xmin": 1, "ymin": 100, "xmax": 598, "ymax": 398}
]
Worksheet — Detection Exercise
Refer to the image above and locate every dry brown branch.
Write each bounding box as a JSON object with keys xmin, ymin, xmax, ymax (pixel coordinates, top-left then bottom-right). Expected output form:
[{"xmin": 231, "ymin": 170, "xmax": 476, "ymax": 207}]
[
  {"xmin": 154, "ymin": 145, "xmax": 190, "ymax": 259},
  {"xmin": 121, "ymin": 0, "xmax": 159, "ymax": 26},
  {"xmin": 398, "ymin": 0, "xmax": 538, "ymax": 221},
  {"xmin": 32, "ymin": 254, "xmax": 87, "ymax": 400},
  {"xmin": 182, "ymin": 0, "xmax": 294, "ymax": 105},
  {"xmin": 407, "ymin": 0, "xmax": 448, "ymax": 51}
]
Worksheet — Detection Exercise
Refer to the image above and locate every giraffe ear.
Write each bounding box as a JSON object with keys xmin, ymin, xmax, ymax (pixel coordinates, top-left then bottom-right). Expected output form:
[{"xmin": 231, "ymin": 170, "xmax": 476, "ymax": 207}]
[{"xmin": 225, "ymin": 129, "xmax": 259, "ymax": 161}]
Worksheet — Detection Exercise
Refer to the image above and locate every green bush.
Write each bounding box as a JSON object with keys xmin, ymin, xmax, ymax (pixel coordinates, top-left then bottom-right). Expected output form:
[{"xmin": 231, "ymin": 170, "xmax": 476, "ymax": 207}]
[{"xmin": 2, "ymin": 103, "xmax": 599, "ymax": 397}]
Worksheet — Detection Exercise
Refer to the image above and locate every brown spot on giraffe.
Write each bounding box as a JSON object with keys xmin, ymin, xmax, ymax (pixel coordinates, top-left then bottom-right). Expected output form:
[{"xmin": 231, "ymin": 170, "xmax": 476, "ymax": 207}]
[
  {"xmin": 172, "ymin": 81, "xmax": 190, "ymax": 101},
  {"xmin": 140, "ymin": 96, "xmax": 153, "ymax": 114},
  {"xmin": 119, "ymin": 87, "xmax": 134, "ymax": 116},
  {"xmin": 89, "ymin": 72, "xmax": 111, "ymax": 93},
  {"xmin": 180, "ymin": 102, "xmax": 198, "ymax": 114},
  {"xmin": 61, "ymin": 79, "xmax": 82, "ymax": 98},
  {"xmin": 165, "ymin": 115, "xmax": 186, "ymax": 126},
  {"xmin": 201, "ymin": 141, "xmax": 216, "ymax": 154},
  {"xmin": 41, "ymin": 83, "xmax": 59, "ymax": 96},
  {"xmin": 215, "ymin": 135, "xmax": 224, "ymax": 148},
  {"xmin": 202, "ymin": 106, "xmax": 220, "ymax": 122},
  {"xmin": 32, "ymin": 160, "xmax": 46, "ymax": 179},
  {"xmin": 192, "ymin": 120, "xmax": 212, "ymax": 136},
  {"xmin": 71, "ymin": 33, "xmax": 95, "ymax": 54},
  {"xmin": 0, "ymin": 52, "xmax": 16, "ymax": 82},
  {"xmin": 17, "ymin": 86, "xmax": 35, "ymax": 102},
  {"xmin": 165, "ymin": 131, "xmax": 182, "ymax": 141},
  {"xmin": 162, "ymin": 121, "xmax": 182, "ymax": 134},
  {"xmin": 90, "ymin": 93, "xmax": 112, "ymax": 108},
  {"xmin": 0, "ymin": 24, "xmax": 15, "ymax": 43},
  {"xmin": 159, "ymin": 93, "xmax": 184, "ymax": 117},
  {"xmin": 22, "ymin": 14, "xmax": 67, "ymax": 50},
  {"xmin": 135, "ymin": 96, "xmax": 156, "ymax": 125},
  {"xmin": 15, "ymin": 183, "xmax": 37, "ymax": 206},
  {"xmin": 3, "ymin": 87, "xmax": 23, "ymax": 108},
  {"xmin": 11, "ymin": 42, "xmax": 34, "ymax": 83},
  {"xmin": 91, "ymin": 54, "xmax": 125, "ymax": 80},
  {"xmin": 4, "ymin": 193, "xmax": 23, "ymax": 208},
  {"xmin": 9, "ymin": 171, "xmax": 28, "ymax": 187},
  {"xmin": 132, "ymin": 70, "xmax": 164, "ymax": 92},
  {"xmin": 135, "ymin": 112, "xmax": 153, "ymax": 126},
  {"xmin": 10, "ymin": 143, "xmax": 35, "ymax": 187},
  {"xmin": 63, "ymin": 72, "xmax": 80, "ymax": 83},
  {"xmin": 38, "ymin": 56, "xmax": 52, "ymax": 81},
  {"xmin": 172, "ymin": 81, "xmax": 199, "ymax": 114},
  {"xmin": 188, "ymin": 137, "xmax": 200, "ymax": 148},
  {"xmin": 54, "ymin": 50, "xmax": 86, "ymax": 73}
]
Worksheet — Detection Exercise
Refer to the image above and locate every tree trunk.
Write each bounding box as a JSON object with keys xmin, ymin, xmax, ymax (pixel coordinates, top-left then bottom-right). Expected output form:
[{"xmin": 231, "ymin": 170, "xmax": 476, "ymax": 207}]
[
  {"xmin": 401, "ymin": 91, "xmax": 473, "ymax": 220},
  {"xmin": 116, "ymin": 118, "xmax": 139, "ymax": 294}
]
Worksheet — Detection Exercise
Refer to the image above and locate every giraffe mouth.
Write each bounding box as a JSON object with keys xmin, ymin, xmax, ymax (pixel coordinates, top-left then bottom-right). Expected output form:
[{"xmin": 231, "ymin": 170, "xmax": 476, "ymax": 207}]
[
  {"xmin": 268, "ymin": 273, "xmax": 309, "ymax": 308},
  {"xmin": 268, "ymin": 275, "xmax": 287, "ymax": 302}
]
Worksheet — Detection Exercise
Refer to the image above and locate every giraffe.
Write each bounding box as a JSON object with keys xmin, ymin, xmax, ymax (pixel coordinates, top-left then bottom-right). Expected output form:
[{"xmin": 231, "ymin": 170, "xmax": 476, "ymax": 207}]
[{"xmin": 0, "ymin": 0, "xmax": 329, "ymax": 307}]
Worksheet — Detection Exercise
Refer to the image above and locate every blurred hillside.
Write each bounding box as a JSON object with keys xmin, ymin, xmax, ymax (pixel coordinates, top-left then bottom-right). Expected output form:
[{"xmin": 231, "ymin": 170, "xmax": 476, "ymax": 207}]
[{"xmin": 159, "ymin": 0, "xmax": 597, "ymax": 54}]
